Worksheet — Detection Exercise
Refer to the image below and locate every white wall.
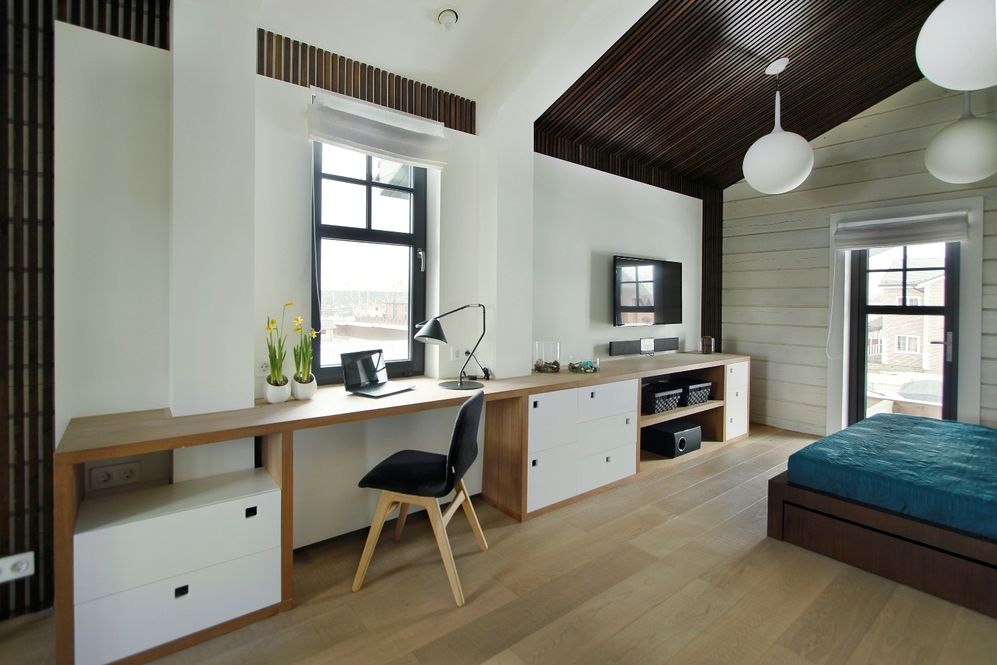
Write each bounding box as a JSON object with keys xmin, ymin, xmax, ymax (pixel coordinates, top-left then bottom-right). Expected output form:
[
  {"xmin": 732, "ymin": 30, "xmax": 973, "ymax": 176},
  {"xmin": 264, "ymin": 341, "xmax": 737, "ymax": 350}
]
[
  {"xmin": 723, "ymin": 80, "xmax": 997, "ymax": 435},
  {"xmin": 533, "ymin": 154, "xmax": 702, "ymax": 360},
  {"xmin": 54, "ymin": 23, "xmax": 171, "ymax": 443},
  {"xmin": 169, "ymin": 0, "xmax": 258, "ymax": 417}
]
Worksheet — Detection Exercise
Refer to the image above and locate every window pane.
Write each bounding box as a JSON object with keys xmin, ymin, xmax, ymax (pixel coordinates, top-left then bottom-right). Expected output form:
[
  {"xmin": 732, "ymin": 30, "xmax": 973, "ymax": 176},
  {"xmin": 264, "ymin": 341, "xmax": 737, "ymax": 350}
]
[
  {"xmin": 867, "ymin": 271, "xmax": 902, "ymax": 306},
  {"xmin": 866, "ymin": 313, "xmax": 943, "ymax": 417},
  {"xmin": 321, "ymin": 180, "xmax": 366, "ymax": 228},
  {"xmin": 372, "ymin": 157, "xmax": 412, "ymax": 188},
  {"xmin": 321, "ymin": 143, "xmax": 366, "ymax": 179},
  {"xmin": 319, "ymin": 240, "xmax": 411, "ymax": 367},
  {"xmin": 906, "ymin": 270, "xmax": 944, "ymax": 306},
  {"xmin": 906, "ymin": 242, "xmax": 945, "ymax": 270},
  {"xmin": 620, "ymin": 266, "xmax": 636, "ymax": 281},
  {"xmin": 867, "ymin": 246, "xmax": 903, "ymax": 271},
  {"xmin": 620, "ymin": 283, "xmax": 637, "ymax": 306},
  {"xmin": 371, "ymin": 187, "xmax": 412, "ymax": 233},
  {"xmin": 636, "ymin": 265, "xmax": 654, "ymax": 281},
  {"xmin": 637, "ymin": 283, "xmax": 654, "ymax": 306}
]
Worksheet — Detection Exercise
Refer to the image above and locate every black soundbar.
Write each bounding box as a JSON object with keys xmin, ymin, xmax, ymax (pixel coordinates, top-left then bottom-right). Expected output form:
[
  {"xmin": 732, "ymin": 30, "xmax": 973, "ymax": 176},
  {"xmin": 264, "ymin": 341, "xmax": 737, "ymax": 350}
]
[{"xmin": 608, "ymin": 337, "xmax": 679, "ymax": 356}]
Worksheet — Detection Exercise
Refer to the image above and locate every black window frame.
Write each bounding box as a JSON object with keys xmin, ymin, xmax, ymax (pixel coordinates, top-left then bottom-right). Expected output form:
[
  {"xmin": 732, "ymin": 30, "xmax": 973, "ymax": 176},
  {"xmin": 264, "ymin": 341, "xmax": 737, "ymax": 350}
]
[{"xmin": 310, "ymin": 142, "xmax": 427, "ymax": 385}]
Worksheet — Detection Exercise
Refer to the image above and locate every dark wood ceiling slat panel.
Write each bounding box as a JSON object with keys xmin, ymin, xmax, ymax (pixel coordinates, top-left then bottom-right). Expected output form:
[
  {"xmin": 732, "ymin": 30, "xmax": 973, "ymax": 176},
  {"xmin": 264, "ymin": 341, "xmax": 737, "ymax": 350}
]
[{"xmin": 537, "ymin": 0, "xmax": 940, "ymax": 188}]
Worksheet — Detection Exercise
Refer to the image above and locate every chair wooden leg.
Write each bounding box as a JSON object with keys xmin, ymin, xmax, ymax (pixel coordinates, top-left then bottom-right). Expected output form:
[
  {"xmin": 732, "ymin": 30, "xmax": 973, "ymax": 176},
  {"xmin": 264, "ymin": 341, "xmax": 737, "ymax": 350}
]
[
  {"xmin": 394, "ymin": 502, "xmax": 410, "ymax": 541},
  {"xmin": 458, "ymin": 480, "xmax": 488, "ymax": 552},
  {"xmin": 425, "ymin": 498, "xmax": 465, "ymax": 607},
  {"xmin": 352, "ymin": 491, "xmax": 394, "ymax": 592}
]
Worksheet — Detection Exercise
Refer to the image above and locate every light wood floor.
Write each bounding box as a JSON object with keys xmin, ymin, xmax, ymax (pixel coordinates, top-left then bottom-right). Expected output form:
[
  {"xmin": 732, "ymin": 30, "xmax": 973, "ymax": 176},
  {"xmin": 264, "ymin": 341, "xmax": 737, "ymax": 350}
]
[{"xmin": 4, "ymin": 425, "xmax": 996, "ymax": 664}]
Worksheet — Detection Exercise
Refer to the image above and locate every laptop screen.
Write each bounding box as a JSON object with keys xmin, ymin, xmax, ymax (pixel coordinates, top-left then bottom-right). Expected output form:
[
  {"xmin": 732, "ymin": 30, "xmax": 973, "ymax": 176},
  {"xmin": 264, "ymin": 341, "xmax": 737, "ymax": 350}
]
[{"xmin": 341, "ymin": 349, "xmax": 387, "ymax": 390}]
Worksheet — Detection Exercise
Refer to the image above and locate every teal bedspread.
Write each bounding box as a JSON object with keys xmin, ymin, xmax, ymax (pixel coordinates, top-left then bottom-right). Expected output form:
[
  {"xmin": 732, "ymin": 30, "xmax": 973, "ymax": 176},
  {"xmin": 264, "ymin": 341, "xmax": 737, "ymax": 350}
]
[{"xmin": 787, "ymin": 413, "xmax": 997, "ymax": 541}]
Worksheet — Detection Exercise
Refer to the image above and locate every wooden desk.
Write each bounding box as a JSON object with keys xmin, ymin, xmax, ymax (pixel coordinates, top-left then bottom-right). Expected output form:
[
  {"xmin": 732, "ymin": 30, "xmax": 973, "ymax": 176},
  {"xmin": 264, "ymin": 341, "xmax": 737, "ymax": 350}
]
[{"xmin": 54, "ymin": 352, "xmax": 748, "ymax": 664}]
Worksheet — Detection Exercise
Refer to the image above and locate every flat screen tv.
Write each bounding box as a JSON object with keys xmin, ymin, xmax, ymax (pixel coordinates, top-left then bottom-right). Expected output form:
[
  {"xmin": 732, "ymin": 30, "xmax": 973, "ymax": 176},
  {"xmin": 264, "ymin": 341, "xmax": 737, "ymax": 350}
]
[{"xmin": 612, "ymin": 255, "xmax": 682, "ymax": 326}]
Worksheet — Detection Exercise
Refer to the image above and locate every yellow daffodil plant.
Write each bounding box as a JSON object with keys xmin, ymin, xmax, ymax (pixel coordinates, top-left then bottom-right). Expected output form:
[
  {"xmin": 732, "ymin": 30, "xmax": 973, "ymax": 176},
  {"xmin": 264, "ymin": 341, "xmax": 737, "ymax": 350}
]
[
  {"xmin": 292, "ymin": 315, "xmax": 318, "ymax": 384},
  {"xmin": 265, "ymin": 301, "xmax": 293, "ymax": 386}
]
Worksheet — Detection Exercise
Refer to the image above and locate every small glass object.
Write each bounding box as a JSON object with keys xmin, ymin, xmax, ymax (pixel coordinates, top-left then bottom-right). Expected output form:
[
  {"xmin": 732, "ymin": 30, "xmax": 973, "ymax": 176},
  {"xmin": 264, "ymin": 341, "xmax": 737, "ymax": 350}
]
[
  {"xmin": 701, "ymin": 336, "xmax": 715, "ymax": 354},
  {"xmin": 534, "ymin": 341, "xmax": 561, "ymax": 373}
]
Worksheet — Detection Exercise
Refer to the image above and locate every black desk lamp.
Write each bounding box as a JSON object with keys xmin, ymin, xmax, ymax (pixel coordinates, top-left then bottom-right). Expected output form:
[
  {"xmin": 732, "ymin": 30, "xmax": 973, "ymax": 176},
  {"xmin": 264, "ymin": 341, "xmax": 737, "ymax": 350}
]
[{"xmin": 414, "ymin": 303, "xmax": 490, "ymax": 390}]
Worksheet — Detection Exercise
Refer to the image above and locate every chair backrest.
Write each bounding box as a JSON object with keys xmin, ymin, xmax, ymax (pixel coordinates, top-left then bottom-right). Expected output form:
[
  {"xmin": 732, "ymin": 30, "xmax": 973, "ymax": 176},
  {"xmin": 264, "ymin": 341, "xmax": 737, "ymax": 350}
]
[{"xmin": 446, "ymin": 391, "xmax": 484, "ymax": 490}]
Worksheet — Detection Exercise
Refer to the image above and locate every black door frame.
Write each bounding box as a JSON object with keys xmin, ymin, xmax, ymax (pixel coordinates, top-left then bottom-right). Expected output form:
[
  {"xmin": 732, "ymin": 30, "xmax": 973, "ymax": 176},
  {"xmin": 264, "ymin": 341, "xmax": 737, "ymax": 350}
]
[{"xmin": 847, "ymin": 242, "xmax": 960, "ymax": 424}]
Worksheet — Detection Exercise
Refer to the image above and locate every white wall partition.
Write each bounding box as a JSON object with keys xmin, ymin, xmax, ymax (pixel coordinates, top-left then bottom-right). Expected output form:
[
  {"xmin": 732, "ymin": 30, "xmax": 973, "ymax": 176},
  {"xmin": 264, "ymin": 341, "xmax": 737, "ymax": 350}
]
[
  {"xmin": 54, "ymin": 23, "xmax": 171, "ymax": 442},
  {"xmin": 533, "ymin": 154, "xmax": 702, "ymax": 360}
]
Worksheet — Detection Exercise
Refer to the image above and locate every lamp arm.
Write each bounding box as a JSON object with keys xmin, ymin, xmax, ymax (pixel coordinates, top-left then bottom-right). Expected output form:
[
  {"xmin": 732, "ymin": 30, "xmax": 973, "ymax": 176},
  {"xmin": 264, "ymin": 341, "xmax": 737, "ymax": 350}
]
[
  {"xmin": 458, "ymin": 305, "xmax": 486, "ymax": 383},
  {"xmin": 415, "ymin": 303, "xmax": 482, "ymax": 327}
]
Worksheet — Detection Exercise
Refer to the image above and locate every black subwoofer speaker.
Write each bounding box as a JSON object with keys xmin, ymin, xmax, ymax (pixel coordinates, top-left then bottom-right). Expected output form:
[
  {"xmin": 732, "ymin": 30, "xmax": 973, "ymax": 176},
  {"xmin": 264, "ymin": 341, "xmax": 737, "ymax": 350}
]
[{"xmin": 641, "ymin": 421, "xmax": 702, "ymax": 458}]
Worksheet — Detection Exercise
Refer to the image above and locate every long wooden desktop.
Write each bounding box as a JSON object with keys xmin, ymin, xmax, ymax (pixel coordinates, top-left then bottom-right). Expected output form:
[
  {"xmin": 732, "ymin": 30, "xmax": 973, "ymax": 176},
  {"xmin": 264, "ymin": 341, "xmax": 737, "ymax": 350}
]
[{"xmin": 54, "ymin": 352, "xmax": 749, "ymax": 664}]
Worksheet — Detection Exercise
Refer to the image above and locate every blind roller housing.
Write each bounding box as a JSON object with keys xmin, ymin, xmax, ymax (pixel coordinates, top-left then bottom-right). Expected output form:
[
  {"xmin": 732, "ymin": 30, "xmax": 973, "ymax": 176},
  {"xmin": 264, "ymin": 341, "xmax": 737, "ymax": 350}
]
[
  {"xmin": 832, "ymin": 211, "xmax": 969, "ymax": 250},
  {"xmin": 307, "ymin": 87, "xmax": 447, "ymax": 169}
]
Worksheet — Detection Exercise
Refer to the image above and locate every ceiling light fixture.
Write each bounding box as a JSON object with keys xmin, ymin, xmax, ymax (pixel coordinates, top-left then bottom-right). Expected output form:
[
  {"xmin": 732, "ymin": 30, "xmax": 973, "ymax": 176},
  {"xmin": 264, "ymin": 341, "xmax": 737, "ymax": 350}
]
[
  {"xmin": 742, "ymin": 58, "xmax": 814, "ymax": 195},
  {"xmin": 915, "ymin": 0, "xmax": 997, "ymax": 91},
  {"xmin": 925, "ymin": 91, "xmax": 997, "ymax": 184},
  {"xmin": 437, "ymin": 8, "xmax": 459, "ymax": 31}
]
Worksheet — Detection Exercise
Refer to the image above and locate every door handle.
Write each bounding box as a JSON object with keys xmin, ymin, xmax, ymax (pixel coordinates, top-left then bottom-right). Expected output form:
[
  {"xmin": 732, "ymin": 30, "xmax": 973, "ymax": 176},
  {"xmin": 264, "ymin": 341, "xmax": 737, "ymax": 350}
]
[{"xmin": 930, "ymin": 331, "xmax": 954, "ymax": 362}]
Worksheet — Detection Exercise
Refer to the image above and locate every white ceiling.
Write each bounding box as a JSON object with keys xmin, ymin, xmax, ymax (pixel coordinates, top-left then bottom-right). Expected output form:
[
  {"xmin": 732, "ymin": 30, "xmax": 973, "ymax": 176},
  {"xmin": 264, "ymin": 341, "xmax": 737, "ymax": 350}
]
[{"xmin": 257, "ymin": 0, "xmax": 579, "ymax": 99}]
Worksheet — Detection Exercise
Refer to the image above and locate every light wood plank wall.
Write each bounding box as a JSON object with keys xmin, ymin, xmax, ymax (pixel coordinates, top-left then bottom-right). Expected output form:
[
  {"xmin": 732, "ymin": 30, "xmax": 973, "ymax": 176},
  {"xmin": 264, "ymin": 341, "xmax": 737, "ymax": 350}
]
[{"xmin": 723, "ymin": 80, "xmax": 997, "ymax": 435}]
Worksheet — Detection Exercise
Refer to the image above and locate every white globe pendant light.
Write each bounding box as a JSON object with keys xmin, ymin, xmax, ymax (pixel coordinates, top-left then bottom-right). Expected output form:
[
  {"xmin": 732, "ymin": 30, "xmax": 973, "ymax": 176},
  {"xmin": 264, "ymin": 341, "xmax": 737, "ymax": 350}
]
[
  {"xmin": 925, "ymin": 91, "xmax": 997, "ymax": 184},
  {"xmin": 742, "ymin": 58, "xmax": 814, "ymax": 195},
  {"xmin": 916, "ymin": 0, "xmax": 997, "ymax": 91}
]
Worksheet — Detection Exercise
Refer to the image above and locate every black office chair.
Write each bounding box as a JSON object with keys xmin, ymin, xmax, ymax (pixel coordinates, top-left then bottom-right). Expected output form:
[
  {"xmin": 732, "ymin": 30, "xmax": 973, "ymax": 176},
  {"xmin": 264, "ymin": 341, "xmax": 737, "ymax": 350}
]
[{"xmin": 351, "ymin": 391, "xmax": 488, "ymax": 606}]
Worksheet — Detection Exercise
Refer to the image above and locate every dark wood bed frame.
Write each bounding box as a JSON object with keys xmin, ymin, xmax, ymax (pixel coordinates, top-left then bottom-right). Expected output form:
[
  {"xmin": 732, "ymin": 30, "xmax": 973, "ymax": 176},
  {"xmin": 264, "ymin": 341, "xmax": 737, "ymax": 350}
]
[{"xmin": 768, "ymin": 471, "xmax": 997, "ymax": 618}]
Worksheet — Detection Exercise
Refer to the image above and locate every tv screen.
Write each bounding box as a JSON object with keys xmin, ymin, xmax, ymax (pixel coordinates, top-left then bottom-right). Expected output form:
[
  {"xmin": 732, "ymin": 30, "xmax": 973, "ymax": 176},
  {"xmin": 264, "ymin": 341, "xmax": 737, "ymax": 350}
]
[{"xmin": 612, "ymin": 255, "xmax": 682, "ymax": 326}]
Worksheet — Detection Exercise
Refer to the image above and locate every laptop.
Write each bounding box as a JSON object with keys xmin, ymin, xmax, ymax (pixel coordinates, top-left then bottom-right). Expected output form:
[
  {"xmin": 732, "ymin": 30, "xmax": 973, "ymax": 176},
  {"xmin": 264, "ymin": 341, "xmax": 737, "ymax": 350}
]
[{"xmin": 341, "ymin": 349, "xmax": 414, "ymax": 398}]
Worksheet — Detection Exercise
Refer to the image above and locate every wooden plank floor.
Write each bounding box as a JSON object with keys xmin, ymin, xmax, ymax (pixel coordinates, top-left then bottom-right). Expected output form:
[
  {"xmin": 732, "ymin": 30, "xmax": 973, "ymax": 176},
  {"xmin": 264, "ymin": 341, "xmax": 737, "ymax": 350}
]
[{"xmin": 3, "ymin": 425, "xmax": 995, "ymax": 664}]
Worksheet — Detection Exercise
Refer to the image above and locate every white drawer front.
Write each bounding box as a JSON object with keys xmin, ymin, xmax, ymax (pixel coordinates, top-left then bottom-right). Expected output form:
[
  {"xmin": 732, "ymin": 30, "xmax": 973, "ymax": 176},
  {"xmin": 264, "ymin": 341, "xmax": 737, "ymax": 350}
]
[
  {"xmin": 726, "ymin": 361, "xmax": 749, "ymax": 389},
  {"xmin": 75, "ymin": 547, "xmax": 281, "ymax": 665},
  {"xmin": 75, "ymin": 488, "xmax": 280, "ymax": 604},
  {"xmin": 725, "ymin": 387, "xmax": 749, "ymax": 440},
  {"xmin": 526, "ymin": 444, "xmax": 577, "ymax": 512},
  {"xmin": 577, "ymin": 443, "xmax": 636, "ymax": 495},
  {"xmin": 577, "ymin": 379, "xmax": 637, "ymax": 422},
  {"xmin": 528, "ymin": 388, "xmax": 578, "ymax": 453},
  {"xmin": 575, "ymin": 413, "xmax": 636, "ymax": 459}
]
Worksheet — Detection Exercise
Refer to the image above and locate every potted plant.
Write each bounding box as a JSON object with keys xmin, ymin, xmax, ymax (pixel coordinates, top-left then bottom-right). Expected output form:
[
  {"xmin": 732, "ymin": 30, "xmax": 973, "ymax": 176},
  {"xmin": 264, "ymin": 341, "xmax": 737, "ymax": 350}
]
[
  {"xmin": 292, "ymin": 315, "xmax": 318, "ymax": 400},
  {"xmin": 264, "ymin": 301, "xmax": 293, "ymax": 404}
]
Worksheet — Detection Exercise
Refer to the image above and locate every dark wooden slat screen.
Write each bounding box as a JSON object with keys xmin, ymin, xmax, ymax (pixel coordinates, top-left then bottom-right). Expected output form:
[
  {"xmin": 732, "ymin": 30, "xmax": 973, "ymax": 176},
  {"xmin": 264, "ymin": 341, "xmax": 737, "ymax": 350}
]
[
  {"xmin": 257, "ymin": 29, "xmax": 476, "ymax": 135},
  {"xmin": 1, "ymin": 0, "xmax": 168, "ymax": 622}
]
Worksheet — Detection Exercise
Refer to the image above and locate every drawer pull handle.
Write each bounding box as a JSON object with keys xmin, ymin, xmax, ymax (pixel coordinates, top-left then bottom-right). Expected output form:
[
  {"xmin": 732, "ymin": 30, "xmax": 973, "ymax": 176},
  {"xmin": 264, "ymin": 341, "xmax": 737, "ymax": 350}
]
[
  {"xmin": 625, "ymin": 417, "xmax": 630, "ymax": 425},
  {"xmin": 531, "ymin": 459, "xmax": 538, "ymax": 467},
  {"xmin": 245, "ymin": 506, "xmax": 258, "ymax": 518},
  {"xmin": 590, "ymin": 391, "xmax": 595, "ymax": 399},
  {"xmin": 605, "ymin": 456, "xmax": 611, "ymax": 463},
  {"xmin": 175, "ymin": 585, "xmax": 189, "ymax": 599},
  {"xmin": 533, "ymin": 400, "xmax": 538, "ymax": 409}
]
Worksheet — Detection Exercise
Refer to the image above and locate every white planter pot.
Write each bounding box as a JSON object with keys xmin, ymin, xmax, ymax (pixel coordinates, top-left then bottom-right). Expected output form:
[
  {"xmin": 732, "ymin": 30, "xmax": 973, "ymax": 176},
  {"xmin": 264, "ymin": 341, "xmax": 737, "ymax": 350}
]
[
  {"xmin": 292, "ymin": 376, "xmax": 317, "ymax": 400},
  {"xmin": 264, "ymin": 379, "xmax": 291, "ymax": 404}
]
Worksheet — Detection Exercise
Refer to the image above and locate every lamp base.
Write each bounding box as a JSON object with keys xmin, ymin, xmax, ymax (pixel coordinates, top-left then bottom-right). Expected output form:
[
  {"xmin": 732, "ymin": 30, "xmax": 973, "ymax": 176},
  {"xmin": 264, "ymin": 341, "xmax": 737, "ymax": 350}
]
[{"xmin": 439, "ymin": 380, "xmax": 484, "ymax": 390}]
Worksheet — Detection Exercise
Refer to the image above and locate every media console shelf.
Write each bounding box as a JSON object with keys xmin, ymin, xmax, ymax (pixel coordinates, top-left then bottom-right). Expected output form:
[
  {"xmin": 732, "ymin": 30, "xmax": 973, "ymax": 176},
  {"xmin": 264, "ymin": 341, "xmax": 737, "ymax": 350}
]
[
  {"xmin": 53, "ymin": 351, "xmax": 748, "ymax": 664},
  {"xmin": 639, "ymin": 399, "xmax": 724, "ymax": 428}
]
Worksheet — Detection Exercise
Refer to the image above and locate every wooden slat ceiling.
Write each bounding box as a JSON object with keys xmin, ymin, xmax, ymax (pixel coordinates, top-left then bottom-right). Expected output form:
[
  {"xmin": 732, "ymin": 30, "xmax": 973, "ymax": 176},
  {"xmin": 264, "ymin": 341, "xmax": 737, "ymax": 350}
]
[{"xmin": 536, "ymin": 0, "xmax": 941, "ymax": 189}]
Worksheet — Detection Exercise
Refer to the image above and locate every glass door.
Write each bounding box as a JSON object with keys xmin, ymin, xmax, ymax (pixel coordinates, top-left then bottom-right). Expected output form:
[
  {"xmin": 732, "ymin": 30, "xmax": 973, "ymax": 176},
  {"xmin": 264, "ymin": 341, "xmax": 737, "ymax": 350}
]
[{"xmin": 848, "ymin": 242, "xmax": 959, "ymax": 423}]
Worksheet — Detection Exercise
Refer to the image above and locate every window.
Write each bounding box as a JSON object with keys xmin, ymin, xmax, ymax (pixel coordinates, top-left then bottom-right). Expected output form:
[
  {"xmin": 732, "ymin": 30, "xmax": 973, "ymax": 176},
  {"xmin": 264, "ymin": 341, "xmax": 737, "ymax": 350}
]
[
  {"xmin": 895, "ymin": 335, "xmax": 920, "ymax": 354},
  {"xmin": 312, "ymin": 143, "xmax": 427, "ymax": 384}
]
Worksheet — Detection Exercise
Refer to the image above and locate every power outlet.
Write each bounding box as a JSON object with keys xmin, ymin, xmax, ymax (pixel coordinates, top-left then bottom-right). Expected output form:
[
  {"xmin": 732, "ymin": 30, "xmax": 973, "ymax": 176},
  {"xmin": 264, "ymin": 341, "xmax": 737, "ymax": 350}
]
[
  {"xmin": 90, "ymin": 461, "xmax": 141, "ymax": 490},
  {"xmin": 256, "ymin": 361, "xmax": 270, "ymax": 377},
  {"xmin": 0, "ymin": 551, "xmax": 35, "ymax": 583},
  {"xmin": 449, "ymin": 347, "xmax": 467, "ymax": 361}
]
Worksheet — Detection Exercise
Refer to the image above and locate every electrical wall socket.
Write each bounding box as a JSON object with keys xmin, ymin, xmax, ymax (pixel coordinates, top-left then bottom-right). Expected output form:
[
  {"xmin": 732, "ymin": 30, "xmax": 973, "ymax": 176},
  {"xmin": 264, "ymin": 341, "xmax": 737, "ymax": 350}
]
[
  {"xmin": 0, "ymin": 551, "xmax": 35, "ymax": 583},
  {"xmin": 90, "ymin": 461, "xmax": 141, "ymax": 490},
  {"xmin": 257, "ymin": 361, "xmax": 270, "ymax": 377},
  {"xmin": 449, "ymin": 347, "xmax": 467, "ymax": 361}
]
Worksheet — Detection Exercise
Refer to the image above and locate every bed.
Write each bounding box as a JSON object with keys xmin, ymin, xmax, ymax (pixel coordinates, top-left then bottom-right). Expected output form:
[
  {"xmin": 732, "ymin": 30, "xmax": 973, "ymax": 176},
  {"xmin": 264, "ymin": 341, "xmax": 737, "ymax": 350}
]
[{"xmin": 767, "ymin": 413, "xmax": 997, "ymax": 618}]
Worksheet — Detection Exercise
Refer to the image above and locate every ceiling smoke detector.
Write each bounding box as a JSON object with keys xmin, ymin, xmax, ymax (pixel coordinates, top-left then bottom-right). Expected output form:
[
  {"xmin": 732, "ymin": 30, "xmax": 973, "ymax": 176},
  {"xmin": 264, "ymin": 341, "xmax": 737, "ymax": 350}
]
[{"xmin": 438, "ymin": 8, "xmax": 459, "ymax": 30}]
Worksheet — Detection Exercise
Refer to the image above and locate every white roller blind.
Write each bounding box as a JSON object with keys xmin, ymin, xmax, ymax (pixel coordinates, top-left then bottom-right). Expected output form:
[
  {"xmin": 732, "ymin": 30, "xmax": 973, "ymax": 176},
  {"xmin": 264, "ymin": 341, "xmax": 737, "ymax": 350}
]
[
  {"xmin": 307, "ymin": 87, "xmax": 447, "ymax": 169},
  {"xmin": 832, "ymin": 210, "xmax": 969, "ymax": 250}
]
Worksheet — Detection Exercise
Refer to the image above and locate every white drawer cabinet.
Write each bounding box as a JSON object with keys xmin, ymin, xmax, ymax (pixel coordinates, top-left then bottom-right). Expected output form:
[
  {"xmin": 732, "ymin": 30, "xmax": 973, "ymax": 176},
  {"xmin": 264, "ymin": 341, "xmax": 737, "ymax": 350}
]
[
  {"xmin": 75, "ymin": 548, "xmax": 281, "ymax": 665},
  {"xmin": 526, "ymin": 380, "xmax": 637, "ymax": 512},
  {"xmin": 724, "ymin": 361, "xmax": 750, "ymax": 440},
  {"xmin": 73, "ymin": 469, "xmax": 282, "ymax": 664}
]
